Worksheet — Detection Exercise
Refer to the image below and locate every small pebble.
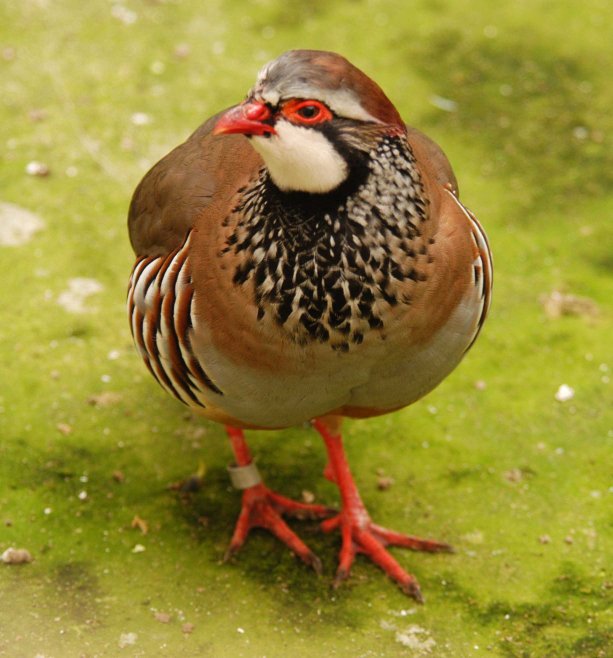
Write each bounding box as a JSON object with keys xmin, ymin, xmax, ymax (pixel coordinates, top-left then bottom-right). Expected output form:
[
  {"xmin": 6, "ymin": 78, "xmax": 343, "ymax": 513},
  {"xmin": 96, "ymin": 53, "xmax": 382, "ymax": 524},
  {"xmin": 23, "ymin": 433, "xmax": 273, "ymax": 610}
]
[
  {"xmin": 182, "ymin": 622, "xmax": 195, "ymax": 634},
  {"xmin": 154, "ymin": 611, "xmax": 171, "ymax": 623},
  {"xmin": 377, "ymin": 475, "xmax": 395, "ymax": 491},
  {"xmin": 301, "ymin": 489, "xmax": 315, "ymax": 504},
  {"xmin": 1, "ymin": 547, "xmax": 33, "ymax": 564},
  {"xmin": 87, "ymin": 392, "xmax": 122, "ymax": 407},
  {"xmin": 118, "ymin": 632, "xmax": 138, "ymax": 648},
  {"xmin": 57, "ymin": 423, "xmax": 73, "ymax": 436},
  {"xmin": 504, "ymin": 468, "xmax": 523, "ymax": 483},
  {"xmin": 539, "ymin": 535, "xmax": 551, "ymax": 545},
  {"xmin": 572, "ymin": 126, "xmax": 589, "ymax": 140},
  {"xmin": 554, "ymin": 384, "xmax": 575, "ymax": 402},
  {"xmin": 111, "ymin": 5, "xmax": 137, "ymax": 25},
  {"xmin": 542, "ymin": 290, "xmax": 599, "ymax": 318},
  {"xmin": 112, "ymin": 470, "xmax": 125, "ymax": 483},
  {"xmin": 131, "ymin": 112, "xmax": 152, "ymax": 126},
  {"xmin": 25, "ymin": 161, "xmax": 50, "ymax": 177}
]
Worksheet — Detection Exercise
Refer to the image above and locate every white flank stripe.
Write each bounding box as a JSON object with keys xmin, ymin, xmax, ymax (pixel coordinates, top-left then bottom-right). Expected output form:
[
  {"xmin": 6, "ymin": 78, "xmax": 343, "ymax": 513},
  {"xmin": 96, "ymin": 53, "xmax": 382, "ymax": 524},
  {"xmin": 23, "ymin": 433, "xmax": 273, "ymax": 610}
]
[
  {"xmin": 160, "ymin": 250, "xmax": 182, "ymax": 296},
  {"xmin": 133, "ymin": 259, "xmax": 160, "ymax": 311}
]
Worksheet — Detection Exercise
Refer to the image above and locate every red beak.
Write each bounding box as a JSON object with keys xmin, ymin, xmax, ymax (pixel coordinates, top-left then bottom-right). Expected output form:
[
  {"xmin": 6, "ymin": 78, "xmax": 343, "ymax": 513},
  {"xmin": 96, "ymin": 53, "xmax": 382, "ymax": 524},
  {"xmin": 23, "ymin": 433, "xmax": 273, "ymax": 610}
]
[{"xmin": 213, "ymin": 101, "xmax": 276, "ymax": 137}]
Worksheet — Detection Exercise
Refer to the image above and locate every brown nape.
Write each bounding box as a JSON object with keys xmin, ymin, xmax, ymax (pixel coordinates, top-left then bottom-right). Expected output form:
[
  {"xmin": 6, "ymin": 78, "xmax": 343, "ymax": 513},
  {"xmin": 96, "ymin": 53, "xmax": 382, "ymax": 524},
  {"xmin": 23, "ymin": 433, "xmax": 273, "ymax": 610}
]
[{"xmin": 309, "ymin": 50, "xmax": 405, "ymax": 128}]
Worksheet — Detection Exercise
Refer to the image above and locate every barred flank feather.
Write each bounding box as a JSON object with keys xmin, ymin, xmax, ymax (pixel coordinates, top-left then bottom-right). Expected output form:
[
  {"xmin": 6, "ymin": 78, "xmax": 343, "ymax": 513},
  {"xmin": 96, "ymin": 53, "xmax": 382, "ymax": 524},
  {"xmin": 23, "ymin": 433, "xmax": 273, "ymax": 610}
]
[{"xmin": 127, "ymin": 232, "xmax": 223, "ymax": 407}]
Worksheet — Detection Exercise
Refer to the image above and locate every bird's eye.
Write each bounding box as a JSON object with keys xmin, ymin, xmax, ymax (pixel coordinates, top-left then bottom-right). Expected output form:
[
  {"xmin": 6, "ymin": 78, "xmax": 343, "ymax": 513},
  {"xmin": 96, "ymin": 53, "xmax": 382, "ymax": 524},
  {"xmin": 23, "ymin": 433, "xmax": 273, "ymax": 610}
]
[
  {"xmin": 282, "ymin": 99, "xmax": 332, "ymax": 125},
  {"xmin": 297, "ymin": 105, "xmax": 320, "ymax": 119}
]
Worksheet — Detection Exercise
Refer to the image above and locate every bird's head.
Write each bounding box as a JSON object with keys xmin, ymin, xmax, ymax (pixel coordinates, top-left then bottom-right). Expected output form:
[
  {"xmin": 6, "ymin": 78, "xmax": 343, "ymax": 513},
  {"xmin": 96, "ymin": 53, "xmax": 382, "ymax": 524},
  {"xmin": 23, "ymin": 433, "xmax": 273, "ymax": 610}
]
[{"xmin": 213, "ymin": 50, "xmax": 406, "ymax": 195}]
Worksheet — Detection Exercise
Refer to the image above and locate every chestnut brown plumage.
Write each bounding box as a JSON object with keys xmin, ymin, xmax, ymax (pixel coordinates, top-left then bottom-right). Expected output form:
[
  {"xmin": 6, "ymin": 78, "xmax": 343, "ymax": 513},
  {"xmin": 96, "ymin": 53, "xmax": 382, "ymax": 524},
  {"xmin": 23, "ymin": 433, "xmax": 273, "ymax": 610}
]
[{"xmin": 127, "ymin": 49, "xmax": 492, "ymax": 601}]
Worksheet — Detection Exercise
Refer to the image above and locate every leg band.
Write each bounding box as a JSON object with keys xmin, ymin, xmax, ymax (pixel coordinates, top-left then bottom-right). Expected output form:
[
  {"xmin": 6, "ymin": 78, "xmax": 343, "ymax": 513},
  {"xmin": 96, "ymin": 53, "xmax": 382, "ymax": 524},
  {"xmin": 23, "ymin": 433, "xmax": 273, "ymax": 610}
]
[{"xmin": 227, "ymin": 461, "xmax": 262, "ymax": 490}]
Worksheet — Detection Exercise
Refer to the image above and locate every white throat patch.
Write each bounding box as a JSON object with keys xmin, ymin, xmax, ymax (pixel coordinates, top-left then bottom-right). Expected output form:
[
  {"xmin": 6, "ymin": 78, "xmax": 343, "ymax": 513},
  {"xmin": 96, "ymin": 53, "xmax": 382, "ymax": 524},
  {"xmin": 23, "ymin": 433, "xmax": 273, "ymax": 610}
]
[{"xmin": 250, "ymin": 121, "xmax": 348, "ymax": 194}]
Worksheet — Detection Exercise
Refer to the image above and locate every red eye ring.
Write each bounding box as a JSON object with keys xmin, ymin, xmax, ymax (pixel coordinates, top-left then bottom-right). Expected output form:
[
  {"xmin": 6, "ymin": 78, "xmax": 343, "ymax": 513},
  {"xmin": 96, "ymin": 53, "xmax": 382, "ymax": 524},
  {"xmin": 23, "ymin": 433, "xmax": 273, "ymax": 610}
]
[{"xmin": 281, "ymin": 99, "xmax": 333, "ymax": 125}]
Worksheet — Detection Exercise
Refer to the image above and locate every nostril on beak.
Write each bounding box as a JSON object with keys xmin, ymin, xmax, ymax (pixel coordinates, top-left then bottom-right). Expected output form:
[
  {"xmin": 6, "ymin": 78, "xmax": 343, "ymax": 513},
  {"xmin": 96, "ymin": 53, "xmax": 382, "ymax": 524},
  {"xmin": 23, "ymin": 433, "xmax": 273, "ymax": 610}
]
[{"xmin": 244, "ymin": 102, "xmax": 271, "ymax": 122}]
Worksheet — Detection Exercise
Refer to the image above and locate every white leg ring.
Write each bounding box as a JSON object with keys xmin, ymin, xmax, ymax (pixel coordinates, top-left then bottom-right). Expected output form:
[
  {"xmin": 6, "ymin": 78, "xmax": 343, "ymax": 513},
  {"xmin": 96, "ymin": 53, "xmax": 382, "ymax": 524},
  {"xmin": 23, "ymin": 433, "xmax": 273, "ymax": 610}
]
[{"xmin": 227, "ymin": 461, "xmax": 262, "ymax": 490}]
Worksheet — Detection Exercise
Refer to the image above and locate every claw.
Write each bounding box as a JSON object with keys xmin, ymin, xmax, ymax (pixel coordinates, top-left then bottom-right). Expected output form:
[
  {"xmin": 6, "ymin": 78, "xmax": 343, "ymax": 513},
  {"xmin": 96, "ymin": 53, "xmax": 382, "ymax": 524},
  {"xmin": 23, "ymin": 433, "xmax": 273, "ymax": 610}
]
[
  {"xmin": 303, "ymin": 551, "xmax": 324, "ymax": 576},
  {"xmin": 225, "ymin": 482, "xmax": 330, "ymax": 572},
  {"xmin": 402, "ymin": 581, "xmax": 424, "ymax": 604},
  {"xmin": 322, "ymin": 511, "xmax": 439, "ymax": 601},
  {"xmin": 313, "ymin": 416, "xmax": 452, "ymax": 601},
  {"xmin": 332, "ymin": 567, "xmax": 350, "ymax": 589}
]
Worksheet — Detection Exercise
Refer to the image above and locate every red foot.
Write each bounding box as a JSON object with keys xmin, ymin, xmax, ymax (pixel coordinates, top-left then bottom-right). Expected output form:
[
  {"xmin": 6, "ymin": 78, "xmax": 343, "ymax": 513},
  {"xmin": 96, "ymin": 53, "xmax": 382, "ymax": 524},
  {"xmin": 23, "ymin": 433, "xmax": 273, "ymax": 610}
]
[
  {"xmin": 313, "ymin": 417, "xmax": 452, "ymax": 602},
  {"xmin": 224, "ymin": 481, "xmax": 334, "ymax": 574},
  {"xmin": 321, "ymin": 508, "xmax": 452, "ymax": 602}
]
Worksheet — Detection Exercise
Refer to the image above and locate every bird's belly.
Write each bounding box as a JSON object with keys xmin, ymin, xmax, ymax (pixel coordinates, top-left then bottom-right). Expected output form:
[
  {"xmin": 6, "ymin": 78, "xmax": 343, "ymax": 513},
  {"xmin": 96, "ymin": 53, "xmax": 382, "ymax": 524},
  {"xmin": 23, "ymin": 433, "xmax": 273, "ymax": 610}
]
[
  {"xmin": 346, "ymin": 293, "xmax": 480, "ymax": 410},
  {"xmin": 190, "ymin": 287, "xmax": 482, "ymax": 428}
]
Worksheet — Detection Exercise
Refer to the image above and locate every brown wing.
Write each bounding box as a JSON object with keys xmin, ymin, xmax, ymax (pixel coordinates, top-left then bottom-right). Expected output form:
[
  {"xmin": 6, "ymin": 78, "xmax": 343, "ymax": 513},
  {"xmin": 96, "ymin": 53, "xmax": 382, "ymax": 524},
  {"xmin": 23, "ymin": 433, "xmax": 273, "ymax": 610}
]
[
  {"xmin": 127, "ymin": 107, "xmax": 263, "ymax": 258},
  {"xmin": 405, "ymin": 126, "xmax": 492, "ymax": 352},
  {"xmin": 406, "ymin": 125, "xmax": 459, "ymax": 196}
]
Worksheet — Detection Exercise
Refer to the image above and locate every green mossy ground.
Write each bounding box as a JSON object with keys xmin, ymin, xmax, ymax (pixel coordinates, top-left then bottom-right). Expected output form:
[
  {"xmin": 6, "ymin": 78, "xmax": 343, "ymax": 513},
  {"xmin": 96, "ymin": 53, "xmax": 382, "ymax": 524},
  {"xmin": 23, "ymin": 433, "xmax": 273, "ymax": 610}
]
[{"xmin": 1, "ymin": 1, "xmax": 611, "ymax": 656}]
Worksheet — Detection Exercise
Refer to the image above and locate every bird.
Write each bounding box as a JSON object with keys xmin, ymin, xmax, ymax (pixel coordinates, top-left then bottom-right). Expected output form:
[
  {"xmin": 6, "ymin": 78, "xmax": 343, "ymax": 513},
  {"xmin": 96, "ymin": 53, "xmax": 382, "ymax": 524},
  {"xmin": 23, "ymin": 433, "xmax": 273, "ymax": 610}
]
[{"xmin": 127, "ymin": 49, "xmax": 492, "ymax": 602}]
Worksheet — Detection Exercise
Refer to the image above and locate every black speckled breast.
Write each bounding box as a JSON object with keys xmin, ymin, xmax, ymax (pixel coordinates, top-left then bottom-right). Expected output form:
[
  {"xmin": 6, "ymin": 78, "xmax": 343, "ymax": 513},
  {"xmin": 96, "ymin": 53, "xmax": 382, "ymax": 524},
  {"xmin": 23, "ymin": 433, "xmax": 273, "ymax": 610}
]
[{"xmin": 222, "ymin": 136, "xmax": 431, "ymax": 351}]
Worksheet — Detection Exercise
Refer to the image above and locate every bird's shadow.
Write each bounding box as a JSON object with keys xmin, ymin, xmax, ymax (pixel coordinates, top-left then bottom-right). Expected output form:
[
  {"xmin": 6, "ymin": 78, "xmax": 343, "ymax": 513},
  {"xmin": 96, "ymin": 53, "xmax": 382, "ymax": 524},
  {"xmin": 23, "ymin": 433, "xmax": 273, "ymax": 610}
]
[{"xmin": 167, "ymin": 450, "xmax": 375, "ymax": 621}]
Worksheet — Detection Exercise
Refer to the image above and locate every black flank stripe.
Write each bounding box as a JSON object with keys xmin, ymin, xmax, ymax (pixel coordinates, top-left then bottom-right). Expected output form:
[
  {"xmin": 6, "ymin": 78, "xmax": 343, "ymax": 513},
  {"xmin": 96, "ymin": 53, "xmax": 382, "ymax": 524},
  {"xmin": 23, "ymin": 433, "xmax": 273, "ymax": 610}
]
[
  {"xmin": 132, "ymin": 305, "xmax": 164, "ymax": 389},
  {"xmin": 144, "ymin": 286, "xmax": 186, "ymax": 403},
  {"xmin": 189, "ymin": 354, "xmax": 223, "ymax": 396},
  {"xmin": 174, "ymin": 279, "xmax": 192, "ymax": 346},
  {"xmin": 160, "ymin": 258, "xmax": 203, "ymax": 407},
  {"xmin": 127, "ymin": 290, "xmax": 137, "ymax": 340},
  {"xmin": 184, "ymin": 287, "xmax": 224, "ymax": 396}
]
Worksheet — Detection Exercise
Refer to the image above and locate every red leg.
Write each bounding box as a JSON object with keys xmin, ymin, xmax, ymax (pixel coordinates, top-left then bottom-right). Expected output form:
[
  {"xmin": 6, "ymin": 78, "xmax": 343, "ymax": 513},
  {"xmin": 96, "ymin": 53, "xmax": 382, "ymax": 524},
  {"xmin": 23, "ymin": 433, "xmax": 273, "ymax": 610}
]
[
  {"xmin": 224, "ymin": 425, "xmax": 334, "ymax": 573},
  {"xmin": 313, "ymin": 417, "xmax": 452, "ymax": 602}
]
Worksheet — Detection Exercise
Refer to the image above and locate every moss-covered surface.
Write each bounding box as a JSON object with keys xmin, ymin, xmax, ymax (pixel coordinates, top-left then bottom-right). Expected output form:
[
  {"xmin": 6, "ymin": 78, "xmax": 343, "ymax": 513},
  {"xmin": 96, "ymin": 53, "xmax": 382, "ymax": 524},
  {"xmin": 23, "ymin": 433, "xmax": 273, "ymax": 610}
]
[{"xmin": 1, "ymin": 1, "xmax": 611, "ymax": 656}]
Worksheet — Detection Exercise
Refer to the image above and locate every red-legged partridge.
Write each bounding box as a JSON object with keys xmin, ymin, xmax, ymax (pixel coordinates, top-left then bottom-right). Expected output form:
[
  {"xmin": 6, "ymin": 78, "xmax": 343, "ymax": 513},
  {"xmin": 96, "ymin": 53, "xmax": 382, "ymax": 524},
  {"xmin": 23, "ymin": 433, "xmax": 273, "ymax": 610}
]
[{"xmin": 127, "ymin": 50, "xmax": 492, "ymax": 601}]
